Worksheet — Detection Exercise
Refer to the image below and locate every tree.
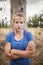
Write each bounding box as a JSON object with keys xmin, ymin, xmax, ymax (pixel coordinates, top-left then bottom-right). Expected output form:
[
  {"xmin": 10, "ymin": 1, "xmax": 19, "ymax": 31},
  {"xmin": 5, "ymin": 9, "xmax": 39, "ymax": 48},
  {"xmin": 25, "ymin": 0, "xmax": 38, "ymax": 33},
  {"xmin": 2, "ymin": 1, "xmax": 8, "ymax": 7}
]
[
  {"xmin": 27, "ymin": 13, "xmax": 43, "ymax": 28},
  {"xmin": 2, "ymin": 19, "xmax": 4, "ymax": 27}
]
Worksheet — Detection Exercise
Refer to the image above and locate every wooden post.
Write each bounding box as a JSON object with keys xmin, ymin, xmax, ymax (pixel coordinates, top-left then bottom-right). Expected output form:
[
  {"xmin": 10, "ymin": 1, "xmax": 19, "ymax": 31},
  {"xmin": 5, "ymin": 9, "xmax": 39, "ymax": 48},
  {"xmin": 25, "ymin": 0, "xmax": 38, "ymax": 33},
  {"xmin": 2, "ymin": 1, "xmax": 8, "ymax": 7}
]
[{"xmin": 11, "ymin": 0, "xmax": 27, "ymax": 30}]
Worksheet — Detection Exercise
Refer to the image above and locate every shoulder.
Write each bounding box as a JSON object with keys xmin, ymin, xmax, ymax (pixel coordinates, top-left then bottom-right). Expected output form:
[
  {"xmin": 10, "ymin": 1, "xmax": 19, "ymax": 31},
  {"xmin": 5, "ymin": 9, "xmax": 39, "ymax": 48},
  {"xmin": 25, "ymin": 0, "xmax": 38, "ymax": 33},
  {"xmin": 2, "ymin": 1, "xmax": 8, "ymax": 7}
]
[
  {"xmin": 6, "ymin": 31, "xmax": 14, "ymax": 38},
  {"xmin": 24, "ymin": 30, "xmax": 34, "ymax": 41},
  {"xmin": 5, "ymin": 31, "xmax": 14, "ymax": 40},
  {"xmin": 24, "ymin": 30, "xmax": 33, "ymax": 36},
  {"xmin": 5, "ymin": 31, "xmax": 14, "ymax": 43}
]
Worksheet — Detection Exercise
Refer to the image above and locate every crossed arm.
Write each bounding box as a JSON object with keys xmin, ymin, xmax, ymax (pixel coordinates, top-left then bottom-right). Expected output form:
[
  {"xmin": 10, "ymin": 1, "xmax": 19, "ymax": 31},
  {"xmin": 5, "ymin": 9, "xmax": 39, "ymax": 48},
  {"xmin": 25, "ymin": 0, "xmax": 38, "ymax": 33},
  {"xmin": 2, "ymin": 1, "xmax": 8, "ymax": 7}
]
[{"xmin": 4, "ymin": 41, "xmax": 36, "ymax": 60}]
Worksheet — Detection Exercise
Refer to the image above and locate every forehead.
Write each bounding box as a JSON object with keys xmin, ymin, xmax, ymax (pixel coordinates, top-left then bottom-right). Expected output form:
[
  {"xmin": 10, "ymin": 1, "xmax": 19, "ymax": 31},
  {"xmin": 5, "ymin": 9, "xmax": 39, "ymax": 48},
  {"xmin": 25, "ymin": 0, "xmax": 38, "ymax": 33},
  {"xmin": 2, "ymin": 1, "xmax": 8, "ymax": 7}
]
[{"xmin": 14, "ymin": 16, "xmax": 24, "ymax": 21}]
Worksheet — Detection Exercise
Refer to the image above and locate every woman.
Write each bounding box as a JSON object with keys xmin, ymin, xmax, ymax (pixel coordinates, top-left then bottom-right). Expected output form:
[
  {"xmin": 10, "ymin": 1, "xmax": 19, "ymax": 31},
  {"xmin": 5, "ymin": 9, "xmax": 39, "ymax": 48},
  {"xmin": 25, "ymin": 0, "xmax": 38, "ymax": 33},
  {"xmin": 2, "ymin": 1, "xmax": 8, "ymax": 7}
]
[{"xmin": 4, "ymin": 13, "xmax": 36, "ymax": 65}]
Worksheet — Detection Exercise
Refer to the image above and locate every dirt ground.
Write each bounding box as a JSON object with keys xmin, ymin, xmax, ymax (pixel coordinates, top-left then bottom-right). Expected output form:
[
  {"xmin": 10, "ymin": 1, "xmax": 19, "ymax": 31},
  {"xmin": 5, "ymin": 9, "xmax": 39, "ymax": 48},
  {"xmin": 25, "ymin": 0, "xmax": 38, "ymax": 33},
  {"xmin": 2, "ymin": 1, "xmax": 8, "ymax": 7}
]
[{"xmin": 0, "ymin": 28, "xmax": 43, "ymax": 65}]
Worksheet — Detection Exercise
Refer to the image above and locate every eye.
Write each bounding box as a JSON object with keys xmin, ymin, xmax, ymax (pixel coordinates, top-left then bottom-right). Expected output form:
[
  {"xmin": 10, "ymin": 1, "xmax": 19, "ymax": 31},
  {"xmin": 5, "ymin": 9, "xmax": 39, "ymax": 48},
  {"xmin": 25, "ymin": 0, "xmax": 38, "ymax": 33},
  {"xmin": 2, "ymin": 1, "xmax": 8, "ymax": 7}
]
[
  {"xmin": 15, "ymin": 21, "xmax": 19, "ymax": 24},
  {"xmin": 20, "ymin": 21, "xmax": 23, "ymax": 24}
]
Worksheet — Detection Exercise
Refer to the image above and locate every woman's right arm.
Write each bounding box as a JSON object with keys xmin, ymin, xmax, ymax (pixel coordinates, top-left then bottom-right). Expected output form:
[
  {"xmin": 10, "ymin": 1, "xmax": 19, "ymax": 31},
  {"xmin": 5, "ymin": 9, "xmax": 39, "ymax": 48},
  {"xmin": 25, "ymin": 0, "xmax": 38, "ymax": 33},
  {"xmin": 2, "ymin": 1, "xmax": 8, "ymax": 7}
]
[
  {"xmin": 4, "ymin": 43, "xmax": 20, "ymax": 60},
  {"xmin": 11, "ymin": 41, "xmax": 36, "ymax": 58}
]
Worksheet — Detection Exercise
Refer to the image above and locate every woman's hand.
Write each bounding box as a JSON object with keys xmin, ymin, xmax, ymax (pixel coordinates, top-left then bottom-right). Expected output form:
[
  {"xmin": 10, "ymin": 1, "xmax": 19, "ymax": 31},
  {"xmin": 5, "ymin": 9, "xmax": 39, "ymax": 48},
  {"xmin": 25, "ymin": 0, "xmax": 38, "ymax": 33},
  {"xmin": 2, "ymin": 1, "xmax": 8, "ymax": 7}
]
[
  {"xmin": 28, "ymin": 41, "xmax": 35, "ymax": 51},
  {"xmin": 26, "ymin": 41, "xmax": 36, "ymax": 51}
]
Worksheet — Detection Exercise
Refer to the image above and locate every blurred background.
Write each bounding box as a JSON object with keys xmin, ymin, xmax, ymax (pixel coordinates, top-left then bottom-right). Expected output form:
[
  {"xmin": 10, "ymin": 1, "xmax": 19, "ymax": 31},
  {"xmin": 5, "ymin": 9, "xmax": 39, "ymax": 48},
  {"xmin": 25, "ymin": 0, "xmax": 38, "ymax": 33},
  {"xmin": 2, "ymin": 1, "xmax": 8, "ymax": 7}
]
[{"xmin": 0, "ymin": 0, "xmax": 43, "ymax": 65}]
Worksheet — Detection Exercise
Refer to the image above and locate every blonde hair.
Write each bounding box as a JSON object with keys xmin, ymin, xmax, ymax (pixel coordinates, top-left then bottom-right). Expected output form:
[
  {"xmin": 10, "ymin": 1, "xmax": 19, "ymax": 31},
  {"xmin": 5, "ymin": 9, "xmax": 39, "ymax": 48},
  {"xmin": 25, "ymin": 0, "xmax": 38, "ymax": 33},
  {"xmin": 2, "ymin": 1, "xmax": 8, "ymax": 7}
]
[{"xmin": 12, "ymin": 13, "xmax": 25, "ymax": 23}]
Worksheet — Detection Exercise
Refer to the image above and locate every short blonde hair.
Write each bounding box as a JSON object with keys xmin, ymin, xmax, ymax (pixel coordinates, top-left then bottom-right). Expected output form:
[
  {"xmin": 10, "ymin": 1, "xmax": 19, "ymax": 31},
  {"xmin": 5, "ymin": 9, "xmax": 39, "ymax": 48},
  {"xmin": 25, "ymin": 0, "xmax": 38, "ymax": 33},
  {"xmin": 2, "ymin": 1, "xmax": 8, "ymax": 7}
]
[{"xmin": 12, "ymin": 13, "xmax": 25, "ymax": 23}]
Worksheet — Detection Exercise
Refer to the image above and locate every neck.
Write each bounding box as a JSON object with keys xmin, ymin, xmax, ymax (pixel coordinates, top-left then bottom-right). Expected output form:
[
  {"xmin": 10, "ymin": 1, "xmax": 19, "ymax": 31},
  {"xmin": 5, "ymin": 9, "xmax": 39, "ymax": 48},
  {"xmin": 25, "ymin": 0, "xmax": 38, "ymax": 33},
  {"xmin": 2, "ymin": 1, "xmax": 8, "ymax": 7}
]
[{"xmin": 14, "ymin": 30, "xmax": 24, "ymax": 36}]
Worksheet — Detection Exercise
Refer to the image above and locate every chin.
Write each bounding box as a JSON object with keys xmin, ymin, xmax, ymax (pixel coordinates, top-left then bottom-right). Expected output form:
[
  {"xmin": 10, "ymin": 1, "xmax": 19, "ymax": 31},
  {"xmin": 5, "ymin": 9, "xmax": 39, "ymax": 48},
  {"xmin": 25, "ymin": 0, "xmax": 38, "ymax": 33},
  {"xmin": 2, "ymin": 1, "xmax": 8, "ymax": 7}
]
[
  {"xmin": 16, "ymin": 29, "xmax": 22, "ymax": 32},
  {"xmin": 17, "ymin": 30, "xmax": 21, "ymax": 32}
]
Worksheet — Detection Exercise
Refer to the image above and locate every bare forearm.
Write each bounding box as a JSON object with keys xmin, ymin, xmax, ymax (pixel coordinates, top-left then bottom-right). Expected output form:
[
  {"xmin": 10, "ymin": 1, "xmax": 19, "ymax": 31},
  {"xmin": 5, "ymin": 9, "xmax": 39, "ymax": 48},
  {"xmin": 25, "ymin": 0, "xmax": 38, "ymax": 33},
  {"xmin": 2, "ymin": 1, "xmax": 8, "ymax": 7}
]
[
  {"xmin": 6, "ymin": 55, "xmax": 20, "ymax": 60},
  {"xmin": 4, "ymin": 44, "xmax": 20, "ymax": 60},
  {"xmin": 11, "ymin": 49, "xmax": 35, "ymax": 58},
  {"xmin": 5, "ymin": 52, "xmax": 20, "ymax": 60},
  {"xmin": 17, "ymin": 50, "xmax": 35, "ymax": 58}
]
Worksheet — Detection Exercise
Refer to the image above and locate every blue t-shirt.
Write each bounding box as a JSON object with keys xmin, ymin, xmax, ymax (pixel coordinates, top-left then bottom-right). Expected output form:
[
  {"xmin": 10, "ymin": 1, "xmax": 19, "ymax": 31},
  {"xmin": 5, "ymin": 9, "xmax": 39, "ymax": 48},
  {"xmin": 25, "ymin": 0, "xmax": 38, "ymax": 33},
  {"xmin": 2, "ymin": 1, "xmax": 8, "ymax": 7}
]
[{"xmin": 5, "ymin": 30, "xmax": 34, "ymax": 65}]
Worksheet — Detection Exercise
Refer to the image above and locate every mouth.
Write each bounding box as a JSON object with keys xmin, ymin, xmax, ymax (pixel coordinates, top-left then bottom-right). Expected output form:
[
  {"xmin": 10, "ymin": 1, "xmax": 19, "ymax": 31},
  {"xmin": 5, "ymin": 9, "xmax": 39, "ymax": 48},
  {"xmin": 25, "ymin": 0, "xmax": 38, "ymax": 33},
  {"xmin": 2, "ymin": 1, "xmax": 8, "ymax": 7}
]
[{"xmin": 17, "ymin": 27, "xmax": 21, "ymax": 29}]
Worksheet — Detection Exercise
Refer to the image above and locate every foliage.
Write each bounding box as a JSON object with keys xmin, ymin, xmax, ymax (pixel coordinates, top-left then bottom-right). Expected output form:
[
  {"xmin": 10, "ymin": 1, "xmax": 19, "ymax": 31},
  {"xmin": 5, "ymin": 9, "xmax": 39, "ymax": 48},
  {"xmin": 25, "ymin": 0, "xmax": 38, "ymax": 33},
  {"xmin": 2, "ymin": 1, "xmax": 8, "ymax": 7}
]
[
  {"xmin": 0, "ymin": 19, "xmax": 9, "ymax": 28},
  {"xmin": 27, "ymin": 13, "xmax": 43, "ymax": 28}
]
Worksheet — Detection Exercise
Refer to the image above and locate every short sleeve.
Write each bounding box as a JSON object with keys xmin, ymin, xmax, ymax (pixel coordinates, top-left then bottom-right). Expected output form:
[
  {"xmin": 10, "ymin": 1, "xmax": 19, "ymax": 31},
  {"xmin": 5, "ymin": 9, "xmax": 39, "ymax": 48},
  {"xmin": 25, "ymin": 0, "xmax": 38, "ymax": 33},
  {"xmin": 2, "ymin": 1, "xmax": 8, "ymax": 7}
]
[
  {"xmin": 27, "ymin": 32, "xmax": 34, "ymax": 41},
  {"xmin": 5, "ymin": 34, "xmax": 11, "ymax": 43}
]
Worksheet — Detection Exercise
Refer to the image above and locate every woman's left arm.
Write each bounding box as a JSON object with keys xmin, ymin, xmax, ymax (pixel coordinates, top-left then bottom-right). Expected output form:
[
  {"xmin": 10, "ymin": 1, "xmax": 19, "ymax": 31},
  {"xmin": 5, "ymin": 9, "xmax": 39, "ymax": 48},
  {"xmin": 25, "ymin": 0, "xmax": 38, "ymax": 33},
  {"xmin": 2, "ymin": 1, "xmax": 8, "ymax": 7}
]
[
  {"xmin": 25, "ymin": 41, "xmax": 36, "ymax": 57},
  {"xmin": 11, "ymin": 41, "xmax": 36, "ymax": 58}
]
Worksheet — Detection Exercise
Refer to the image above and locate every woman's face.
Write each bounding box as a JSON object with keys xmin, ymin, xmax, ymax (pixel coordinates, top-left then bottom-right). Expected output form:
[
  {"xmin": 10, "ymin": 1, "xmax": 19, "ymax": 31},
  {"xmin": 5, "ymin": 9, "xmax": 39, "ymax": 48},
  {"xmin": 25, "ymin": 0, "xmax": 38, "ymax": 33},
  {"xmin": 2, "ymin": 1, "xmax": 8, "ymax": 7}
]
[{"xmin": 12, "ymin": 16, "xmax": 25, "ymax": 32}]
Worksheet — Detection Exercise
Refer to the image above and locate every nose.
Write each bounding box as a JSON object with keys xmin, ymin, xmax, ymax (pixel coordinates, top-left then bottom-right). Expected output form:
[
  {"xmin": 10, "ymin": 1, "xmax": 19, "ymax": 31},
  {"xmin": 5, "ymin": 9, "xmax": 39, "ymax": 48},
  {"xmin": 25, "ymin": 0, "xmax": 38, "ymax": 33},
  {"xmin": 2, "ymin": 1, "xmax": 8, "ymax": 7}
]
[{"xmin": 18, "ymin": 22, "xmax": 21, "ymax": 27}]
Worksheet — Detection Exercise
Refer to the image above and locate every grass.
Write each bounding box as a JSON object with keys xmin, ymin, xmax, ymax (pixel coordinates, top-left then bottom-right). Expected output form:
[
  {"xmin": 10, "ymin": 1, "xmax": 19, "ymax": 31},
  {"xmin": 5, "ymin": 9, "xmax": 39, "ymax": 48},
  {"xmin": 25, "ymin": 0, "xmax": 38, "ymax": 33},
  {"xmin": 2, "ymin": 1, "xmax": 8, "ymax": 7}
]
[{"xmin": 0, "ymin": 28, "xmax": 43, "ymax": 65}]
